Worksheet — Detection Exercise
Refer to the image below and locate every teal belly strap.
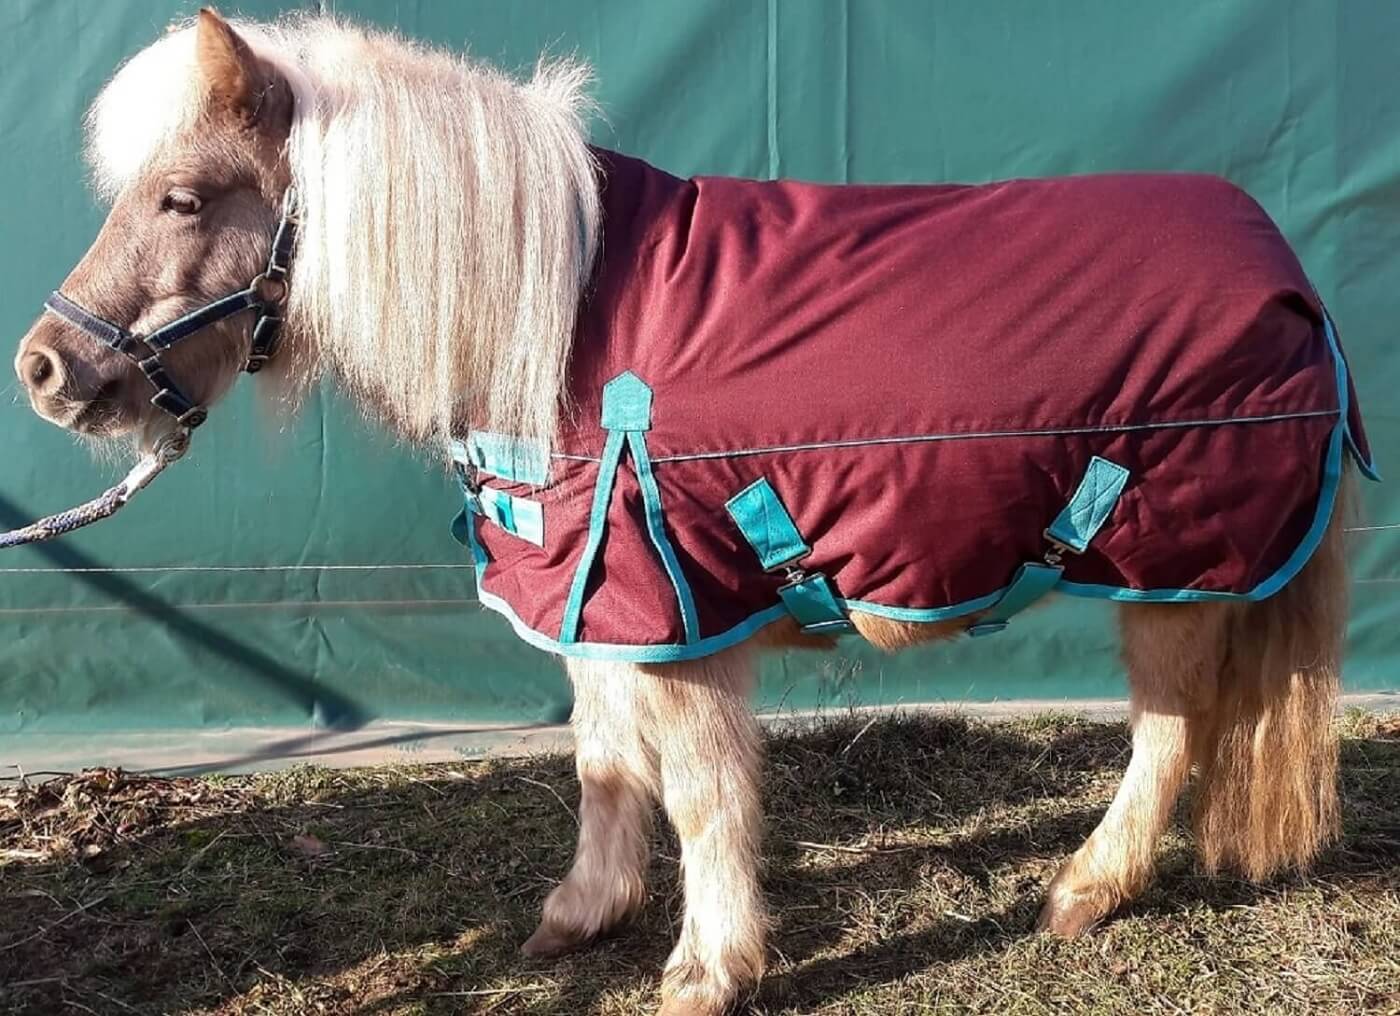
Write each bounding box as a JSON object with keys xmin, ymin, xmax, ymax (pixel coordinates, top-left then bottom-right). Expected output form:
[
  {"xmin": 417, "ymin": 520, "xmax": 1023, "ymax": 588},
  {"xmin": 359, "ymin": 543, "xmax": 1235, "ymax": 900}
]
[
  {"xmin": 726, "ymin": 477, "xmax": 854, "ymax": 636},
  {"xmin": 965, "ymin": 562, "xmax": 1065, "ymax": 637},
  {"xmin": 967, "ymin": 455, "xmax": 1129, "ymax": 637}
]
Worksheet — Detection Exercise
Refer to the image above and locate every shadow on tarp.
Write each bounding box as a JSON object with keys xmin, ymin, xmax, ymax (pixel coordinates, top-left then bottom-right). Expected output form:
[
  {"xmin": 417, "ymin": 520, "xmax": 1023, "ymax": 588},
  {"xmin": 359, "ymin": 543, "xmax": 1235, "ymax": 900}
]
[
  {"xmin": 0, "ymin": 490, "xmax": 371, "ymax": 731},
  {"xmin": 153, "ymin": 722, "xmax": 564, "ymax": 776}
]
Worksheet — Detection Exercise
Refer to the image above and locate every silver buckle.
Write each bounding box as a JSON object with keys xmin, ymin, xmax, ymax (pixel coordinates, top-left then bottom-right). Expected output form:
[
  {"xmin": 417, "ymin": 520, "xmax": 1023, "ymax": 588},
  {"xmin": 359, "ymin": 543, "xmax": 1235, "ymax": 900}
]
[{"xmin": 1041, "ymin": 529, "xmax": 1082, "ymax": 566}]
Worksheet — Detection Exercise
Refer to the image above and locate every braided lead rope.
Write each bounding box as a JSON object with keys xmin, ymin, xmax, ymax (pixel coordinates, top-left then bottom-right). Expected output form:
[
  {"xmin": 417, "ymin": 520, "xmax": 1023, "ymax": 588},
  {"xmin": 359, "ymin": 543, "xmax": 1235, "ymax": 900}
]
[{"xmin": 0, "ymin": 431, "xmax": 191, "ymax": 550}]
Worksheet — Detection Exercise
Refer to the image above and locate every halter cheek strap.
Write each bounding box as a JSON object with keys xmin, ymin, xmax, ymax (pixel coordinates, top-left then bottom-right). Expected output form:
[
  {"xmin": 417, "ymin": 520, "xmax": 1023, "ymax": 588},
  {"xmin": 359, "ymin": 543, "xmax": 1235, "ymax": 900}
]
[{"xmin": 41, "ymin": 189, "xmax": 300, "ymax": 429}]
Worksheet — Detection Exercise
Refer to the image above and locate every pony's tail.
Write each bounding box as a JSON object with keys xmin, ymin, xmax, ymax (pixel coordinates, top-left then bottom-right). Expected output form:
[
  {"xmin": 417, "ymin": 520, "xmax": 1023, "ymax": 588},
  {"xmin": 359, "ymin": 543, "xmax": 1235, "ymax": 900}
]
[{"xmin": 1191, "ymin": 470, "xmax": 1351, "ymax": 880}]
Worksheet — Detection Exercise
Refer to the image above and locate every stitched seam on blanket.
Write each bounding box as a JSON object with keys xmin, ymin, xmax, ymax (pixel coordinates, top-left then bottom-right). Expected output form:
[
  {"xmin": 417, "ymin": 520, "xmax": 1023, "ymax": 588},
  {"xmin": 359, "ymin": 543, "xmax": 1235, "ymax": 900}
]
[{"xmin": 548, "ymin": 408, "xmax": 1340, "ymax": 464}]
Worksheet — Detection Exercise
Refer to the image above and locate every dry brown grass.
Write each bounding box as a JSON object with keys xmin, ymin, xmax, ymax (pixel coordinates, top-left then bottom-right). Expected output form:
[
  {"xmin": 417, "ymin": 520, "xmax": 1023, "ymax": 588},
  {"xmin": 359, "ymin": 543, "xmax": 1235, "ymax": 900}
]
[{"xmin": 2, "ymin": 710, "xmax": 1396, "ymax": 1015}]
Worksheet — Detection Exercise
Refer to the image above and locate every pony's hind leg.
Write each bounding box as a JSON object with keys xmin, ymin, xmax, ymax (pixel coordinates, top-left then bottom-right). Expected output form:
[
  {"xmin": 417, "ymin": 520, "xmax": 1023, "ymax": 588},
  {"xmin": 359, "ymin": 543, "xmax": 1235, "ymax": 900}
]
[
  {"xmin": 1038, "ymin": 601, "xmax": 1232, "ymax": 936},
  {"xmin": 1191, "ymin": 484, "xmax": 1346, "ymax": 880},
  {"xmin": 522, "ymin": 656, "xmax": 660, "ymax": 957},
  {"xmin": 644, "ymin": 646, "xmax": 767, "ymax": 1016}
]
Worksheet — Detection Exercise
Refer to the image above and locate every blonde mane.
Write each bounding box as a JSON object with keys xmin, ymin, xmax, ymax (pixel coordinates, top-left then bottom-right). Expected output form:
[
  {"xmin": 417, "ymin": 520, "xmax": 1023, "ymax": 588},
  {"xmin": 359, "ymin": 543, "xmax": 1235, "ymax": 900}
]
[{"xmin": 85, "ymin": 15, "xmax": 602, "ymax": 448}]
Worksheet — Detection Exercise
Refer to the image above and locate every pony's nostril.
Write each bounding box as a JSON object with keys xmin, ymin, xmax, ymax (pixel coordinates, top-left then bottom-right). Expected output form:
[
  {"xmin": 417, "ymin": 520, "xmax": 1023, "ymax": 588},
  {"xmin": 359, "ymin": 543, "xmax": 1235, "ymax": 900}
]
[{"xmin": 19, "ymin": 348, "xmax": 63, "ymax": 395}]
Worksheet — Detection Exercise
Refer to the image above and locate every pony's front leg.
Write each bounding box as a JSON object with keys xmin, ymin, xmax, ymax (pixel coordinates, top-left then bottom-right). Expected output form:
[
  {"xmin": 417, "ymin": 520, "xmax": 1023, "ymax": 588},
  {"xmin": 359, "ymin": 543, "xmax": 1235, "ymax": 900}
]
[
  {"xmin": 645, "ymin": 647, "xmax": 767, "ymax": 1016},
  {"xmin": 522, "ymin": 657, "xmax": 659, "ymax": 957}
]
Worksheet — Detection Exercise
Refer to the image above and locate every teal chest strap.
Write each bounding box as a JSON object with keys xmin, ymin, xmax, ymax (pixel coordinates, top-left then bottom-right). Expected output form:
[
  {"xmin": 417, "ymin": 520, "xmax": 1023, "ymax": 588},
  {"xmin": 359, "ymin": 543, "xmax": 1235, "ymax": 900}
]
[
  {"xmin": 967, "ymin": 455, "xmax": 1129, "ymax": 637},
  {"xmin": 726, "ymin": 478, "xmax": 855, "ymax": 636},
  {"xmin": 448, "ymin": 440, "xmax": 546, "ymax": 547}
]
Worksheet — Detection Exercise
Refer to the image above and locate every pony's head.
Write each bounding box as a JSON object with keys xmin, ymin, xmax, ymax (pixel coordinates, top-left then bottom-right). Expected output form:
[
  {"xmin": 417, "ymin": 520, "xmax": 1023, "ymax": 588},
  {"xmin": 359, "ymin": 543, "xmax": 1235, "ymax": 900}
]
[
  {"xmin": 16, "ymin": 9, "xmax": 601, "ymax": 453},
  {"xmin": 14, "ymin": 9, "xmax": 293, "ymax": 445}
]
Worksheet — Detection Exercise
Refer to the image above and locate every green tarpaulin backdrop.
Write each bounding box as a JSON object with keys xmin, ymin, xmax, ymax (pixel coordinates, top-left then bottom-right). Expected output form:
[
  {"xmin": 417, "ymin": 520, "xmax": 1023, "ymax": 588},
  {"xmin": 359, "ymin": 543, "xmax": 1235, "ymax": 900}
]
[{"xmin": 2, "ymin": 1, "xmax": 1396, "ymax": 744}]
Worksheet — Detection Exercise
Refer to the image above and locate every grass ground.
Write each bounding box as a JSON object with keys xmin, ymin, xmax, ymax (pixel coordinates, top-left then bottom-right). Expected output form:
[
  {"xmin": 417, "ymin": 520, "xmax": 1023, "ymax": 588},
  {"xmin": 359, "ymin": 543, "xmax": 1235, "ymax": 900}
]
[{"xmin": 1, "ymin": 710, "xmax": 1397, "ymax": 1015}]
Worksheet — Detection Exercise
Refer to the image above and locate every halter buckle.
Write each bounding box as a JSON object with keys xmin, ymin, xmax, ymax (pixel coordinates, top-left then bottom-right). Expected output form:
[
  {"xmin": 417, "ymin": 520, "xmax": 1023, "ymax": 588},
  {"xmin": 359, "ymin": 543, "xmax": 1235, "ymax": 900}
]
[{"xmin": 137, "ymin": 354, "xmax": 166, "ymax": 381}]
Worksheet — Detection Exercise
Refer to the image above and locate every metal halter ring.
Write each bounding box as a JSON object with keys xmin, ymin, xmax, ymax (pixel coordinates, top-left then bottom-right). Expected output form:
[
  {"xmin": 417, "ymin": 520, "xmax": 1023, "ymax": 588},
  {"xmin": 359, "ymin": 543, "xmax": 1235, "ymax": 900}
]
[{"xmin": 251, "ymin": 272, "xmax": 289, "ymax": 307}]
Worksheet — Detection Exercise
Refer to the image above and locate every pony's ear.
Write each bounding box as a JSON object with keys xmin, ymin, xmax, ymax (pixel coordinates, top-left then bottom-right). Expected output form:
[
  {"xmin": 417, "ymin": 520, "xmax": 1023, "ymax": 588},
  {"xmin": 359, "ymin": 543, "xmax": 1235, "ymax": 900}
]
[{"xmin": 195, "ymin": 8, "xmax": 279, "ymax": 125}]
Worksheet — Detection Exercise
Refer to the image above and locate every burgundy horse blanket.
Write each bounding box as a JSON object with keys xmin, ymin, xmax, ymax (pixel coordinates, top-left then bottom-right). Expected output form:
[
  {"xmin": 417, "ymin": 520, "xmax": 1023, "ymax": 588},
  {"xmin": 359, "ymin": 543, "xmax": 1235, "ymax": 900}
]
[{"xmin": 451, "ymin": 149, "xmax": 1375, "ymax": 662}]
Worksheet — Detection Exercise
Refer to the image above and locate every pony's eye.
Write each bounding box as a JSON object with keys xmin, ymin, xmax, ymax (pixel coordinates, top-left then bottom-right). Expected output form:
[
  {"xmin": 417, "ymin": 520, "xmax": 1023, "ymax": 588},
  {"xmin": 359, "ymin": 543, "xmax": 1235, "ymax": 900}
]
[{"xmin": 161, "ymin": 189, "xmax": 203, "ymax": 216}]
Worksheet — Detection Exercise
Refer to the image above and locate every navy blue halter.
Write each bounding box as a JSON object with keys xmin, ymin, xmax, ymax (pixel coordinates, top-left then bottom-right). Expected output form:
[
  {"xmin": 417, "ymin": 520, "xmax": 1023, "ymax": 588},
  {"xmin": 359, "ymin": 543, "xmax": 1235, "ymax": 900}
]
[{"xmin": 42, "ymin": 192, "xmax": 299, "ymax": 429}]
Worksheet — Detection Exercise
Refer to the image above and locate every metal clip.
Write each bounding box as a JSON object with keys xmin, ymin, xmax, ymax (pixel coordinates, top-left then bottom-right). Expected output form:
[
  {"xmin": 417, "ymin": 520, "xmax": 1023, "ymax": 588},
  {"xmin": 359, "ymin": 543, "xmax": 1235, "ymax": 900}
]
[
  {"xmin": 779, "ymin": 563, "xmax": 807, "ymax": 586},
  {"xmin": 1042, "ymin": 529, "xmax": 1078, "ymax": 566},
  {"xmin": 454, "ymin": 459, "xmax": 483, "ymax": 497}
]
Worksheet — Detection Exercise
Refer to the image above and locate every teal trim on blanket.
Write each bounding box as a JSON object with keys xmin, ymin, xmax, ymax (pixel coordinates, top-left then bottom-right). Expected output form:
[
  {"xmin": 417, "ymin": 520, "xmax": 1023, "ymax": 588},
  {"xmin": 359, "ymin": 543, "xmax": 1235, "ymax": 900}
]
[
  {"xmin": 452, "ymin": 433, "xmax": 550, "ymax": 486},
  {"xmin": 559, "ymin": 428, "xmax": 627, "ymax": 644},
  {"xmin": 1322, "ymin": 310, "xmax": 1381, "ymax": 483},
  {"xmin": 1060, "ymin": 316, "xmax": 1352, "ymax": 605},
  {"xmin": 838, "ymin": 587, "xmax": 1008, "ymax": 623},
  {"xmin": 1059, "ymin": 422, "xmax": 1343, "ymax": 603},
  {"xmin": 469, "ymin": 582, "xmax": 1012, "ymax": 664},
  {"xmin": 725, "ymin": 478, "xmax": 811, "ymax": 570},
  {"xmin": 1348, "ymin": 429, "xmax": 1381, "ymax": 482},
  {"xmin": 461, "ymin": 320, "xmax": 1365, "ymax": 662},
  {"xmin": 966, "ymin": 562, "xmax": 1065, "ymax": 637},
  {"xmin": 601, "ymin": 371, "xmax": 654, "ymax": 432},
  {"xmin": 629, "ymin": 430, "xmax": 701, "ymax": 644},
  {"xmin": 479, "ymin": 581, "xmax": 794, "ymax": 663},
  {"xmin": 1046, "ymin": 456, "xmax": 1129, "ymax": 553}
]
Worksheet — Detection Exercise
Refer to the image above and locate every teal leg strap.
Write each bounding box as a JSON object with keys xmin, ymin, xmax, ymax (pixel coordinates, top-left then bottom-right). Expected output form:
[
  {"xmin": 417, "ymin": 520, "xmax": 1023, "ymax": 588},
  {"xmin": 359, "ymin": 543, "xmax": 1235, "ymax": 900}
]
[
  {"xmin": 559, "ymin": 428, "xmax": 627, "ymax": 644},
  {"xmin": 968, "ymin": 456, "xmax": 1130, "ymax": 637},
  {"xmin": 628, "ymin": 430, "xmax": 701, "ymax": 644},
  {"xmin": 559, "ymin": 371, "xmax": 702, "ymax": 646}
]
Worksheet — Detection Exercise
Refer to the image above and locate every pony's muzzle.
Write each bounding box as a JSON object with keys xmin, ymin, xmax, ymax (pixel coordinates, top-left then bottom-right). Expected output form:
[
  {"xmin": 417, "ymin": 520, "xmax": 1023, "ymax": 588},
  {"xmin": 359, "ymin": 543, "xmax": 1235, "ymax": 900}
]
[{"xmin": 15, "ymin": 318, "xmax": 141, "ymax": 436}]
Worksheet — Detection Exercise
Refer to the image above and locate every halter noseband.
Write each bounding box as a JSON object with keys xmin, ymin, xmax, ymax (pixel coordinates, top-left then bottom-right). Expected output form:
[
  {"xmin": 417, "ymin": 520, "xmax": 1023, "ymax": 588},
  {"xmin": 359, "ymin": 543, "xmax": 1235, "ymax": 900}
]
[{"xmin": 41, "ymin": 189, "xmax": 300, "ymax": 429}]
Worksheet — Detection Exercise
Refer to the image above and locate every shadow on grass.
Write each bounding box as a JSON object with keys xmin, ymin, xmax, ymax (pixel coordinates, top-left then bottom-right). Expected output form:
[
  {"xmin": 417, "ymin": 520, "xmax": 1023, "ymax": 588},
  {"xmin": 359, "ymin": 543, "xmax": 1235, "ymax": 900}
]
[{"xmin": 1, "ymin": 714, "xmax": 1395, "ymax": 1015}]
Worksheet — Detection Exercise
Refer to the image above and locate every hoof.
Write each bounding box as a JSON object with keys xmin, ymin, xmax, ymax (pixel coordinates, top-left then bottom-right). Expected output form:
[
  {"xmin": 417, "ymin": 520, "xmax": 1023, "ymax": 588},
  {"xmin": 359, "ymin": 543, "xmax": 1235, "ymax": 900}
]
[
  {"xmin": 659, "ymin": 958, "xmax": 749, "ymax": 1016},
  {"xmin": 1036, "ymin": 886, "xmax": 1116, "ymax": 938},
  {"xmin": 658, "ymin": 999, "xmax": 729, "ymax": 1016},
  {"xmin": 521, "ymin": 920, "xmax": 590, "ymax": 959}
]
